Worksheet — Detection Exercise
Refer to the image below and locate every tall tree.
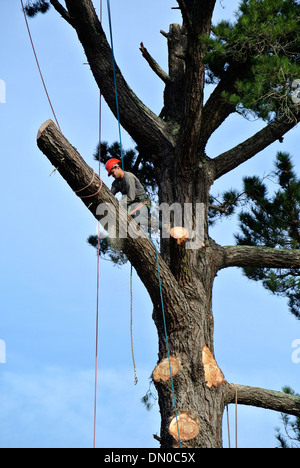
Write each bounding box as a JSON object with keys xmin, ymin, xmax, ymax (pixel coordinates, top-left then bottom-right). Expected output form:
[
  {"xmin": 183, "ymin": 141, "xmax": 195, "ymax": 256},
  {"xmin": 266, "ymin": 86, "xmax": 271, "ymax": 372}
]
[{"xmin": 29, "ymin": 0, "xmax": 300, "ymax": 447}]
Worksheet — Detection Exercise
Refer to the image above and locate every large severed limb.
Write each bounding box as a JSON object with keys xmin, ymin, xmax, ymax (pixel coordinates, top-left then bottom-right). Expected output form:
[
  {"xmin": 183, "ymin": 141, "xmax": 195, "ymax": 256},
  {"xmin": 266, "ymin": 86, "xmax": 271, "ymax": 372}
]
[{"xmin": 37, "ymin": 119, "xmax": 189, "ymax": 327}]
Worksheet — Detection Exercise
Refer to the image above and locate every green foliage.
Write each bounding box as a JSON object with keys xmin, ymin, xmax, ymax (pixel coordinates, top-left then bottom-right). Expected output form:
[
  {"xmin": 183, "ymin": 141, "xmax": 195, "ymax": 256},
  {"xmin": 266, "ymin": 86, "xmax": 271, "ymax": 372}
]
[
  {"xmin": 275, "ymin": 387, "xmax": 300, "ymax": 448},
  {"xmin": 141, "ymin": 381, "xmax": 158, "ymax": 412},
  {"xmin": 211, "ymin": 152, "xmax": 299, "ymax": 319},
  {"xmin": 24, "ymin": 0, "xmax": 50, "ymax": 17},
  {"xmin": 87, "ymin": 235, "xmax": 128, "ymax": 266},
  {"xmin": 208, "ymin": 190, "xmax": 245, "ymax": 226},
  {"xmin": 237, "ymin": 153, "xmax": 300, "ymax": 319},
  {"xmin": 236, "ymin": 152, "xmax": 300, "ymax": 250},
  {"xmin": 204, "ymin": 0, "xmax": 300, "ymax": 122}
]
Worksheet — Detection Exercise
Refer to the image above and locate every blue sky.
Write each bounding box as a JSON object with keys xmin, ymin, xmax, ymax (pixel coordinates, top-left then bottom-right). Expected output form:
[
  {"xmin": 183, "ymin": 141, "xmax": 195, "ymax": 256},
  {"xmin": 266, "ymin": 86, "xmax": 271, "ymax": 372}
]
[{"xmin": 0, "ymin": 0, "xmax": 299, "ymax": 448}]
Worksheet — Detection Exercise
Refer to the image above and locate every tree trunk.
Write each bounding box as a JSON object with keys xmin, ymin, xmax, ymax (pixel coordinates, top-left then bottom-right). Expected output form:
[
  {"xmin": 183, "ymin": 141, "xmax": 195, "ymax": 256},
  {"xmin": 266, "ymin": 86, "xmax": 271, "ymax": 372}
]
[{"xmin": 152, "ymin": 258, "xmax": 228, "ymax": 448}]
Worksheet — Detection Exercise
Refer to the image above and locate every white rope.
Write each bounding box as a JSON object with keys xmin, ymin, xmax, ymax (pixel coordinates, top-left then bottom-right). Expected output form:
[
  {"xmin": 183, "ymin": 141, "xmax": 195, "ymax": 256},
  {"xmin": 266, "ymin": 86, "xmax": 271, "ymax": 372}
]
[{"xmin": 130, "ymin": 265, "xmax": 138, "ymax": 385}]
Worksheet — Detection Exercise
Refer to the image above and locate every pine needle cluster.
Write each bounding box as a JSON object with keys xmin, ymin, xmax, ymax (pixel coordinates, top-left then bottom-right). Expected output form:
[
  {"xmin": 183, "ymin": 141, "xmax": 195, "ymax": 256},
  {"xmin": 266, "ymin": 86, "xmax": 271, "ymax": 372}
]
[
  {"xmin": 24, "ymin": 0, "xmax": 50, "ymax": 17},
  {"xmin": 210, "ymin": 152, "xmax": 300, "ymax": 319},
  {"xmin": 204, "ymin": 0, "xmax": 300, "ymax": 122}
]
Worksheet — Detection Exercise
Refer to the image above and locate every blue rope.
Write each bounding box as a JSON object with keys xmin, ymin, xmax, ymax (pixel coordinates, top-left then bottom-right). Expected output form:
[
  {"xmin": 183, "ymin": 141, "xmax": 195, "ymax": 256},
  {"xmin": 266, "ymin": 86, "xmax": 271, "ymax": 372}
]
[
  {"xmin": 151, "ymin": 239, "xmax": 182, "ymax": 448},
  {"xmin": 106, "ymin": 0, "xmax": 181, "ymax": 446},
  {"xmin": 106, "ymin": 0, "xmax": 124, "ymax": 170}
]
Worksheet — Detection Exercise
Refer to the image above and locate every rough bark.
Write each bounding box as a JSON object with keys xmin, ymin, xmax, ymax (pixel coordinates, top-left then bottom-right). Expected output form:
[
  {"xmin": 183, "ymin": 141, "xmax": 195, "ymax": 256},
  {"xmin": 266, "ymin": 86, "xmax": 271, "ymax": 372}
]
[
  {"xmin": 64, "ymin": 0, "xmax": 175, "ymax": 156},
  {"xmin": 225, "ymin": 384, "xmax": 300, "ymax": 418},
  {"xmin": 221, "ymin": 245, "xmax": 300, "ymax": 270},
  {"xmin": 139, "ymin": 42, "xmax": 171, "ymax": 84},
  {"xmin": 176, "ymin": 0, "xmax": 216, "ymax": 175}
]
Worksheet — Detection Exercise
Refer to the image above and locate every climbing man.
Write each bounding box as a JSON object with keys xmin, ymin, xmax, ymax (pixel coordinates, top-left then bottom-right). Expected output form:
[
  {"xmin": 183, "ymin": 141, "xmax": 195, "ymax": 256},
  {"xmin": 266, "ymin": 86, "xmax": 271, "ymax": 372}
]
[{"xmin": 105, "ymin": 158, "xmax": 151, "ymax": 234}]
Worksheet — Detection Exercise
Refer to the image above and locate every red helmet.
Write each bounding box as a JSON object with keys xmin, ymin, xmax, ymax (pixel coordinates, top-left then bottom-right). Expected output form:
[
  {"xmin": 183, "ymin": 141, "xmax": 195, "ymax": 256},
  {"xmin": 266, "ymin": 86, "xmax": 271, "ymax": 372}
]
[{"xmin": 105, "ymin": 158, "xmax": 121, "ymax": 176}]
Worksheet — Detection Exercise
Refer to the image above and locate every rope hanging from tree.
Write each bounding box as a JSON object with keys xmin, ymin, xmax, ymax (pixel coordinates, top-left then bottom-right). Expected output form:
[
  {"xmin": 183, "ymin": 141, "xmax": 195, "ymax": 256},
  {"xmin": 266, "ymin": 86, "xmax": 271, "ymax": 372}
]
[
  {"xmin": 130, "ymin": 265, "xmax": 138, "ymax": 386},
  {"xmin": 20, "ymin": 0, "xmax": 61, "ymax": 131},
  {"xmin": 106, "ymin": 0, "xmax": 124, "ymax": 170},
  {"xmin": 226, "ymin": 386, "xmax": 238, "ymax": 449},
  {"xmin": 92, "ymin": 0, "xmax": 103, "ymax": 449}
]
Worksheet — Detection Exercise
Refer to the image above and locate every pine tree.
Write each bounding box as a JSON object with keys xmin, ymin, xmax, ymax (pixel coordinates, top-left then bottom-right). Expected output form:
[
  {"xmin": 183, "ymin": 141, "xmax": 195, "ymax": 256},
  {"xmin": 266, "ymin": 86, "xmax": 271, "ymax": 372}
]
[
  {"xmin": 30, "ymin": 0, "xmax": 300, "ymax": 448},
  {"xmin": 210, "ymin": 152, "xmax": 300, "ymax": 319}
]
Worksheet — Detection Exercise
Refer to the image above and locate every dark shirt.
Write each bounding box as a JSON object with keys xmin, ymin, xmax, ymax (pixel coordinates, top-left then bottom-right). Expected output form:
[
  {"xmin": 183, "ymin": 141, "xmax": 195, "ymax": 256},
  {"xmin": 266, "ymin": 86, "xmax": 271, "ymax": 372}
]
[{"xmin": 111, "ymin": 172, "xmax": 146, "ymax": 206}]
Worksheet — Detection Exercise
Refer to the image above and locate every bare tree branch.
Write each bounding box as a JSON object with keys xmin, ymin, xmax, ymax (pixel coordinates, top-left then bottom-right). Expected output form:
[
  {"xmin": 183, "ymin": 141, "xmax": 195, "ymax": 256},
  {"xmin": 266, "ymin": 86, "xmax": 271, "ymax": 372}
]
[
  {"xmin": 49, "ymin": 0, "xmax": 73, "ymax": 25},
  {"xmin": 140, "ymin": 42, "xmax": 171, "ymax": 84},
  {"xmin": 63, "ymin": 0, "xmax": 174, "ymax": 155},
  {"xmin": 200, "ymin": 62, "xmax": 252, "ymax": 152},
  {"xmin": 220, "ymin": 245, "xmax": 300, "ymax": 270},
  {"xmin": 200, "ymin": 84, "xmax": 236, "ymax": 153},
  {"xmin": 225, "ymin": 384, "xmax": 300, "ymax": 418},
  {"xmin": 213, "ymin": 115, "xmax": 300, "ymax": 180}
]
